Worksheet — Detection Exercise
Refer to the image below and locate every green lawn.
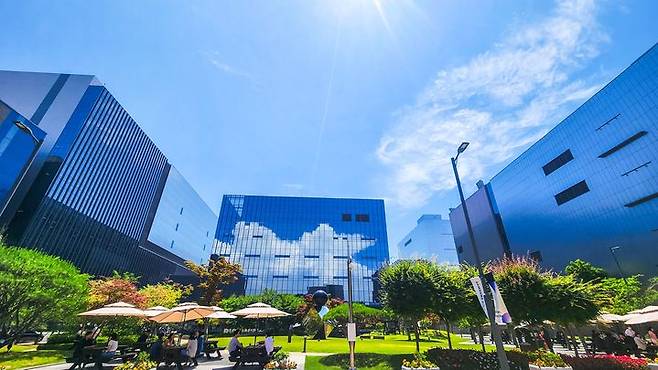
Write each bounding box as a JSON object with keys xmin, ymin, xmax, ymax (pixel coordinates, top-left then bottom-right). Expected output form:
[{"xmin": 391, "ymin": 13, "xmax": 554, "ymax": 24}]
[
  {"xmin": 211, "ymin": 333, "xmax": 491, "ymax": 354},
  {"xmin": 0, "ymin": 344, "xmax": 68, "ymax": 370},
  {"xmin": 306, "ymin": 354, "xmax": 407, "ymax": 370}
]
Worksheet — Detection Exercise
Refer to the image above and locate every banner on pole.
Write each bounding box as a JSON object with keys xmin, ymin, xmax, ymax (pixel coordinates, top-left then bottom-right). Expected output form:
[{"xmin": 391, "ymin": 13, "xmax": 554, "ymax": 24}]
[{"xmin": 470, "ymin": 275, "xmax": 512, "ymax": 324}]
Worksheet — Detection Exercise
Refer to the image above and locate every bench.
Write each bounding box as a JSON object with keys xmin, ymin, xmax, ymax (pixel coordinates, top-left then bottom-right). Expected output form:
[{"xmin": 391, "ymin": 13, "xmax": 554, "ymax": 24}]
[
  {"xmin": 229, "ymin": 346, "xmax": 280, "ymax": 369},
  {"xmin": 372, "ymin": 335, "xmax": 385, "ymax": 340},
  {"xmin": 203, "ymin": 340, "xmax": 225, "ymax": 359},
  {"xmin": 67, "ymin": 350, "xmax": 137, "ymax": 369}
]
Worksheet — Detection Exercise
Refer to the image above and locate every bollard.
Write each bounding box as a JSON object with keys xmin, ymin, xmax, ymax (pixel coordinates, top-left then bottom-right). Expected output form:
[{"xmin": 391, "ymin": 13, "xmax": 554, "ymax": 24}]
[{"xmin": 303, "ymin": 336, "xmax": 307, "ymax": 353}]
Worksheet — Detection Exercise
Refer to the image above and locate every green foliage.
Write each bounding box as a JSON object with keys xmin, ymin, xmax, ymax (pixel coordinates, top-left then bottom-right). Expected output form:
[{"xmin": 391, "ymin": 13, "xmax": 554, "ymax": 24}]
[
  {"xmin": 598, "ymin": 276, "xmax": 654, "ymax": 314},
  {"xmin": 139, "ymin": 281, "xmax": 190, "ymax": 308},
  {"xmin": 220, "ymin": 289, "xmax": 304, "ymax": 314},
  {"xmin": 323, "ymin": 303, "xmax": 391, "ymax": 327},
  {"xmin": 524, "ymin": 350, "xmax": 566, "ymax": 367},
  {"xmin": 184, "ymin": 257, "xmax": 241, "ymax": 305},
  {"xmin": 0, "ymin": 244, "xmax": 89, "ymax": 347},
  {"xmin": 565, "ymin": 259, "xmax": 608, "ymax": 282},
  {"xmin": 88, "ymin": 274, "xmax": 146, "ymax": 309},
  {"xmin": 545, "ymin": 274, "xmax": 604, "ymax": 325},
  {"xmin": 402, "ymin": 353, "xmax": 437, "ymax": 368},
  {"xmin": 429, "ymin": 266, "xmax": 480, "ymax": 325},
  {"xmin": 114, "ymin": 351, "xmax": 156, "ymax": 370},
  {"xmin": 379, "ymin": 260, "xmax": 437, "ymax": 321}
]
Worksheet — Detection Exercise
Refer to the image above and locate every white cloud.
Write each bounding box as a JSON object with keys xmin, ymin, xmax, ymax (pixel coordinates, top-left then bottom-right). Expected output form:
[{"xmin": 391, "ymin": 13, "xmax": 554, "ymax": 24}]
[
  {"xmin": 203, "ymin": 51, "xmax": 256, "ymax": 82},
  {"xmin": 376, "ymin": 0, "xmax": 608, "ymax": 208}
]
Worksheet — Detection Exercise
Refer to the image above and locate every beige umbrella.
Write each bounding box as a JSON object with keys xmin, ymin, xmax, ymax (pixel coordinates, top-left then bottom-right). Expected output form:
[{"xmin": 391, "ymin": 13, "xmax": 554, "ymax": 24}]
[
  {"xmin": 150, "ymin": 302, "xmax": 215, "ymax": 323},
  {"xmin": 628, "ymin": 306, "xmax": 658, "ymax": 315},
  {"xmin": 230, "ymin": 303, "xmax": 290, "ymax": 344},
  {"xmin": 144, "ymin": 306, "xmax": 170, "ymax": 317},
  {"xmin": 207, "ymin": 309, "xmax": 237, "ymax": 320},
  {"xmin": 78, "ymin": 301, "xmax": 146, "ymax": 318},
  {"xmin": 626, "ymin": 311, "xmax": 658, "ymax": 325},
  {"xmin": 593, "ymin": 313, "xmax": 629, "ymax": 324}
]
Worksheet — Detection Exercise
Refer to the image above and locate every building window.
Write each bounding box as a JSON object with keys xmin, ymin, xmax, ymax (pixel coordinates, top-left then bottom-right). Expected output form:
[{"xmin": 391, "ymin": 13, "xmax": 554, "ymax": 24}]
[
  {"xmin": 361, "ymin": 237, "xmax": 375, "ymax": 241},
  {"xmin": 170, "ymin": 240, "xmax": 175, "ymax": 249},
  {"xmin": 175, "ymin": 223, "xmax": 179, "ymax": 231},
  {"xmin": 404, "ymin": 238, "xmax": 412, "ymax": 246},
  {"xmin": 273, "ymin": 275, "xmax": 288, "ymax": 279},
  {"xmin": 457, "ymin": 245, "xmax": 463, "ymax": 254},
  {"xmin": 244, "ymin": 254, "xmax": 261, "ymax": 258},
  {"xmin": 252, "ymin": 235, "xmax": 263, "ymax": 238},
  {"xmin": 363, "ymin": 276, "xmax": 372, "ymax": 280},
  {"xmin": 203, "ymin": 244, "xmax": 206, "ymax": 251},
  {"xmin": 624, "ymin": 192, "xmax": 658, "ymax": 208},
  {"xmin": 219, "ymin": 253, "xmax": 231, "ymax": 257},
  {"xmin": 342, "ymin": 213, "xmax": 352, "ymax": 221},
  {"xmin": 333, "ymin": 256, "xmax": 349, "ymax": 259},
  {"xmin": 304, "ymin": 255, "xmax": 320, "ymax": 259},
  {"xmin": 599, "ymin": 131, "xmax": 648, "ymax": 158},
  {"xmin": 274, "ymin": 254, "xmax": 291, "ymax": 258},
  {"xmin": 333, "ymin": 276, "xmax": 348, "ymax": 279},
  {"xmin": 595, "ymin": 113, "xmax": 620, "ymax": 131},
  {"xmin": 621, "ymin": 161, "xmax": 651, "ymax": 177},
  {"xmin": 355, "ymin": 214, "xmax": 370, "ymax": 222},
  {"xmin": 206, "ymin": 231, "xmax": 209, "ymax": 237},
  {"xmin": 304, "ymin": 276, "xmax": 319, "ymax": 279},
  {"xmin": 180, "ymin": 207, "xmax": 184, "ymax": 215},
  {"xmin": 555, "ymin": 181, "xmax": 590, "ymax": 205},
  {"xmin": 542, "ymin": 149, "xmax": 574, "ymax": 176},
  {"xmin": 245, "ymin": 275, "xmax": 258, "ymax": 278}
]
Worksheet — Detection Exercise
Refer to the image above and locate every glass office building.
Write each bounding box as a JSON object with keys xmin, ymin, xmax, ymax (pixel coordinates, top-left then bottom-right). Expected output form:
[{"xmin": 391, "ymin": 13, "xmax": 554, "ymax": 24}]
[
  {"xmin": 450, "ymin": 44, "xmax": 658, "ymax": 276},
  {"xmin": 398, "ymin": 214, "xmax": 459, "ymax": 265},
  {"xmin": 0, "ymin": 71, "xmax": 216, "ymax": 282},
  {"xmin": 214, "ymin": 195, "xmax": 390, "ymax": 304}
]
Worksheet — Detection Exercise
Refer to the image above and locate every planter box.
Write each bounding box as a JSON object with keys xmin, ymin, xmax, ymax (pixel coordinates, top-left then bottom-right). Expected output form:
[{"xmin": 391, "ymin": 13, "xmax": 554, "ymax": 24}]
[
  {"xmin": 648, "ymin": 364, "xmax": 658, "ymax": 370},
  {"xmin": 529, "ymin": 365, "xmax": 572, "ymax": 370},
  {"xmin": 401, "ymin": 366, "xmax": 440, "ymax": 370}
]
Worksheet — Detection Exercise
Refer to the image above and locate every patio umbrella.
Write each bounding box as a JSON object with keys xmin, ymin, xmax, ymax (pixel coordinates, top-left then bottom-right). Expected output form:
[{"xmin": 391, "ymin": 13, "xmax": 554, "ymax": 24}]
[
  {"xmin": 625, "ymin": 311, "xmax": 658, "ymax": 325},
  {"xmin": 206, "ymin": 309, "xmax": 237, "ymax": 320},
  {"xmin": 78, "ymin": 301, "xmax": 146, "ymax": 318},
  {"xmin": 593, "ymin": 313, "xmax": 629, "ymax": 324},
  {"xmin": 144, "ymin": 306, "xmax": 170, "ymax": 317},
  {"xmin": 628, "ymin": 306, "xmax": 658, "ymax": 315},
  {"xmin": 149, "ymin": 302, "xmax": 215, "ymax": 323},
  {"xmin": 230, "ymin": 303, "xmax": 290, "ymax": 344}
]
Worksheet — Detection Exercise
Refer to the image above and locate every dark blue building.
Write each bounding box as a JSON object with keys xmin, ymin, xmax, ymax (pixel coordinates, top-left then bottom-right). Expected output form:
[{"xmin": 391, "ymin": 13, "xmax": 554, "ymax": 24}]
[
  {"xmin": 450, "ymin": 44, "xmax": 658, "ymax": 276},
  {"xmin": 214, "ymin": 195, "xmax": 390, "ymax": 304},
  {"xmin": 0, "ymin": 71, "xmax": 216, "ymax": 282}
]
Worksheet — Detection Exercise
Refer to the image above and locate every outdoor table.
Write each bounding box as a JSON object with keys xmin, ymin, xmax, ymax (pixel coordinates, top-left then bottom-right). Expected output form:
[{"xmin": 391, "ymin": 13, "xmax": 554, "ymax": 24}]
[
  {"xmin": 162, "ymin": 345, "xmax": 187, "ymax": 369},
  {"xmin": 203, "ymin": 339, "xmax": 222, "ymax": 359}
]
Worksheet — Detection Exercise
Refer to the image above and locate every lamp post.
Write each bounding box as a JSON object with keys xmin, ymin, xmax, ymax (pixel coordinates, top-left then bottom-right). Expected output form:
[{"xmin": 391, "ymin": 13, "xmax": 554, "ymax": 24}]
[
  {"xmin": 451, "ymin": 142, "xmax": 509, "ymax": 370},
  {"xmin": 346, "ymin": 237, "xmax": 356, "ymax": 370},
  {"xmin": 609, "ymin": 246, "xmax": 627, "ymax": 283},
  {"xmin": 13, "ymin": 120, "xmax": 40, "ymax": 144}
]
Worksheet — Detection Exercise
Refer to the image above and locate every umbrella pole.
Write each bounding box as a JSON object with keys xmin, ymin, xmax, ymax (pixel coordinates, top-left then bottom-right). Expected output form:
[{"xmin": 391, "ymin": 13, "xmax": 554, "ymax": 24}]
[{"xmin": 254, "ymin": 317, "xmax": 259, "ymax": 345}]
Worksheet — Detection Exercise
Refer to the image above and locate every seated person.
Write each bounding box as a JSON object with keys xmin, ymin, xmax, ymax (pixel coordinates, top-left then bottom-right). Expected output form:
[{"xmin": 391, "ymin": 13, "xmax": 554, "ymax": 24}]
[
  {"xmin": 228, "ymin": 330, "xmax": 244, "ymax": 358},
  {"xmin": 69, "ymin": 331, "xmax": 95, "ymax": 370},
  {"xmin": 136, "ymin": 331, "xmax": 149, "ymax": 351},
  {"xmin": 186, "ymin": 332, "xmax": 199, "ymax": 366},
  {"xmin": 95, "ymin": 333, "xmax": 118, "ymax": 369},
  {"xmin": 264, "ymin": 332, "xmax": 274, "ymax": 356},
  {"xmin": 164, "ymin": 333, "xmax": 176, "ymax": 348},
  {"xmin": 149, "ymin": 333, "xmax": 164, "ymax": 361}
]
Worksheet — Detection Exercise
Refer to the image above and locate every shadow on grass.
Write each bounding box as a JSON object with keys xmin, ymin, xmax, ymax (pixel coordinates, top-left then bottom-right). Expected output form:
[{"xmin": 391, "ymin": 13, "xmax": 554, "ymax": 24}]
[
  {"xmin": 316, "ymin": 353, "xmax": 410, "ymax": 369},
  {"xmin": 0, "ymin": 349, "xmax": 66, "ymax": 369}
]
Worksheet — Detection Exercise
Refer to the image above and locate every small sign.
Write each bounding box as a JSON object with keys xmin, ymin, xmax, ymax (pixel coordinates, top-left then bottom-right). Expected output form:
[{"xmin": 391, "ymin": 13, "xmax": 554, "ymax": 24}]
[{"xmin": 347, "ymin": 323, "xmax": 357, "ymax": 342}]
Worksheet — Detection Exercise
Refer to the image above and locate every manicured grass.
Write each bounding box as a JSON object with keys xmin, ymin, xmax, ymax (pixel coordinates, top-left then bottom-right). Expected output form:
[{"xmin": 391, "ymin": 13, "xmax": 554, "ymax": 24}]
[
  {"xmin": 210, "ymin": 333, "xmax": 491, "ymax": 354},
  {"xmin": 0, "ymin": 344, "xmax": 68, "ymax": 370},
  {"xmin": 305, "ymin": 353, "xmax": 406, "ymax": 370}
]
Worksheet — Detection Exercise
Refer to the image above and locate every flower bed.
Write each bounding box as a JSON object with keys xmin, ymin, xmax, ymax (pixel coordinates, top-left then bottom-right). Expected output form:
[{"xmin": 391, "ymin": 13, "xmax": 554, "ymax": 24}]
[
  {"xmin": 425, "ymin": 348, "xmax": 527, "ymax": 370},
  {"xmin": 402, "ymin": 353, "xmax": 440, "ymax": 370},
  {"xmin": 561, "ymin": 354, "xmax": 649, "ymax": 370},
  {"xmin": 519, "ymin": 350, "xmax": 570, "ymax": 369}
]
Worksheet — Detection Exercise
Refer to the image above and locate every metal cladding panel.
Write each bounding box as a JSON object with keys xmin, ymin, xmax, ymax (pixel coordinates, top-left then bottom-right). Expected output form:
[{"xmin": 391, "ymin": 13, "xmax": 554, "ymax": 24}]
[
  {"xmin": 488, "ymin": 44, "xmax": 658, "ymax": 275},
  {"xmin": 214, "ymin": 195, "xmax": 390, "ymax": 304}
]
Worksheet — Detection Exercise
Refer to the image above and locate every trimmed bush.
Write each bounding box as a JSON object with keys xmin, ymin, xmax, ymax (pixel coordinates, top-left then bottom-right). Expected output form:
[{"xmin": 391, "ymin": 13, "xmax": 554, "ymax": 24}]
[
  {"xmin": 425, "ymin": 348, "xmax": 528, "ymax": 370},
  {"xmin": 561, "ymin": 354, "xmax": 649, "ymax": 370}
]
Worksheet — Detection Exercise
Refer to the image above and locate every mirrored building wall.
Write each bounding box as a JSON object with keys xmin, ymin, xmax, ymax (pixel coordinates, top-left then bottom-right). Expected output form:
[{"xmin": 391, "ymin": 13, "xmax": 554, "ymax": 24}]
[{"xmin": 214, "ymin": 195, "xmax": 390, "ymax": 304}]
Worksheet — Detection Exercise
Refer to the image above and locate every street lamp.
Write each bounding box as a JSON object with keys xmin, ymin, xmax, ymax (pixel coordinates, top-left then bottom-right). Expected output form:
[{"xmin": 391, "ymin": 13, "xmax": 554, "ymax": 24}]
[
  {"xmin": 609, "ymin": 246, "xmax": 627, "ymax": 283},
  {"xmin": 13, "ymin": 120, "xmax": 40, "ymax": 144},
  {"xmin": 451, "ymin": 142, "xmax": 510, "ymax": 370},
  {"xmin": 346, "ymin": 237, "xmax": 356, "ymax": 370}
]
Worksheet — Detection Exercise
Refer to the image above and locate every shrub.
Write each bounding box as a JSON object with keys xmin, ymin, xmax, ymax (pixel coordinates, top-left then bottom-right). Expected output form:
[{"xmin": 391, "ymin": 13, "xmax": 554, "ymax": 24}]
[
  {"xmin": 561, "ymin": 354, "xmax": 649, "ymax": 370},
  {"xmin": 425, "ymin": 348, "xmax": 527, "ymax": 370},
  {"xmin": 114, "ymin": 352, "xmax": 156, "ymax": 370},
  {"xmin": 402, "ymin": 353, "xmax": 438, "ymax": 369},
  {"xmin": 523, "ymin": 350, "xmax": 566, "ymax": 367},
  {"xmin": 47, "ymin": 333, "xmax": 77, "ymax": 344}
]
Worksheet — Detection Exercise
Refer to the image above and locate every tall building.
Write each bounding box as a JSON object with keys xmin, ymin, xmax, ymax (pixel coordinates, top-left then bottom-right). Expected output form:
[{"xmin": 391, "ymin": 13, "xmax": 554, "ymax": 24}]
[
  {"xmin": 398, "ymin": 214, "xmax": 459, "ymax": 265},
  {"xmin": 0, "ymin": 71, "xmax": 216, "ymax": 282},
  {"xmin": 214, "ymin": 195, "xmax": 390, "ymax": 304},
  {"xmin": 449, "ymin": 43, "xmax": 658, "ymax": 276}
]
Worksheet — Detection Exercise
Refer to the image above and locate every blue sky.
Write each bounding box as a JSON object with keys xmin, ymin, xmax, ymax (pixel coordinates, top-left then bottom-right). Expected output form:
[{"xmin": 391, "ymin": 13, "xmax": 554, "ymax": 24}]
[{"xmin": 1, "ymin": 0, "xmax": 656, "ymax": 258}]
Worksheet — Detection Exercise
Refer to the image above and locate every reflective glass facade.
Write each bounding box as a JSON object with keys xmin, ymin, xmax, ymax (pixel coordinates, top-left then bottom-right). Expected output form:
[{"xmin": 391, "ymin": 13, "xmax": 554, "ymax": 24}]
[
  {"xmin": 0, "ymin": 71, "xmax": 216, "ymax": 282},
  {"xmin": 451, "ymin": 44, "xmax": 658, "ymax": 276},
  {"xmin": 148, "ymin": 166, "xmax": 216, "ymax": 265},
  {"xmin": 0, "ymin": 100, "xmax": 45, "ymax": 214},
  {"xmin": 214, "ymin": 195, "xmax": 390, "ymax": 304},
  {"xmin": 398, "ymin": 214, "xmax": 459, "ymax": 265}
]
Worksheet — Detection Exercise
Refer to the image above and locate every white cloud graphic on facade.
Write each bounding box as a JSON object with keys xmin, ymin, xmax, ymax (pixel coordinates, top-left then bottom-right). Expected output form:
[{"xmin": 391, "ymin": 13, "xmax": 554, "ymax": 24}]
[
  {"xmin": 376, "ymin": 0, "xmax": 607, "ymax": 208},
  {"xmin": 214, "ymin": 221, "xmax": 379, "ymax": 302}
]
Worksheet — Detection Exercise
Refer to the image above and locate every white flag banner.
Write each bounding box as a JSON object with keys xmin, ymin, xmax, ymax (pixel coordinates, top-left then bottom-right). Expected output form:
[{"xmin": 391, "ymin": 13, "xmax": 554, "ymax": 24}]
[{"xmin": 470, "ymin": 275, "xmax": 512, "ymax": 325}]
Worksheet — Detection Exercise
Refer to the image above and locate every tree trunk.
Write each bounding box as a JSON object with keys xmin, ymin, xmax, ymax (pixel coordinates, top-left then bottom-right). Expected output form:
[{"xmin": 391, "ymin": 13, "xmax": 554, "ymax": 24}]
[
  {"xmin": 446, "ymin": 321, "xmax": 453, "ymax": 349},
  {"xmin": 478, "ymin": 326, "xmax": 486, "ymax": 352},
  {"xmin": 574, "ymin": 325, "xmax": 591, "ymax": 356},
  {"xmin": 510, "ymin": 323, "xmax": 519, "ymax": 348},
  {"xmin": 414, "ymin": 322, "xmax": 421, "ymax": 353},
  {"xmin": 566, "ymin": 326, "xmax": 580, "ymax": 358}
]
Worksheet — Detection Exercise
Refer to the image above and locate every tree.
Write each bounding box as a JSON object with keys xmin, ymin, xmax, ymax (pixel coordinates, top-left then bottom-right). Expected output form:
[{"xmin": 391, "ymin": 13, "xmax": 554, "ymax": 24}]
[
  {"xmin": 185, "ymin": 257, "xmax": 241, "ymax": 306},
  {"xmin": 88, "ymin": 272, "xmax": 146, "ymax": 309},
  {"xmin": 565, "ymin": 259, "xmax": 608, "ymax": 282},
  {"xmin": 323, "ymin": 303, "xmax": 390, "ymax": 328},
  {"xmin": 139, "ymin": 281, "xmax": 190, "ymax": 308},
  {"xmin": 379, "ymin": 260, "xmax": 436, "ymax": 352},
  {"xmin": 598, "ymin": 275, "xmax": 651, "ymax": 314},
  {"xmin": 0, "ymin": 244, "xmax": 89, "ymax": 349}
]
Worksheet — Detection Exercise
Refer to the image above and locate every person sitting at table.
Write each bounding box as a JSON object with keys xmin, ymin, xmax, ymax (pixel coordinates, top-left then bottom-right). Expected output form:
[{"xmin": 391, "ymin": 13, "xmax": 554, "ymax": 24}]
[
  {"xmin": 264, "ymin": 332, "xmax": 274, "ymax": 356},
  {"xmin": 69, "ymin": 331, "xmax": 95, "ymax": 370},
  {"xmin": 648, "ymin": 327, "xmax": 658, "ymax": 346},
  {"xmin": 95, "ymin": 333, "xmax": 118, "ymax": 369},
  {"xmin": 164, "ymin": 333, "xmax": 176, "ymax": 348},
  {"xmin": 228, "ymin": 330, "xmax": 244, "ymax": 358},
  {"xmin": 136, "ymin": 330, "xmax": 149, "ymax": 351},
  {"xmin": 185, "ymin": 331, "xmax": 199, "ymax": 367},
  {"xmin": 149, "ymin": 333, "xmax": 164, "ymax": 361}
]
